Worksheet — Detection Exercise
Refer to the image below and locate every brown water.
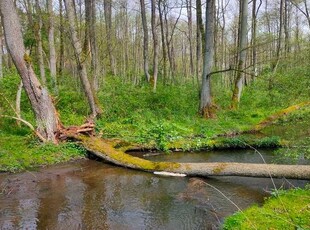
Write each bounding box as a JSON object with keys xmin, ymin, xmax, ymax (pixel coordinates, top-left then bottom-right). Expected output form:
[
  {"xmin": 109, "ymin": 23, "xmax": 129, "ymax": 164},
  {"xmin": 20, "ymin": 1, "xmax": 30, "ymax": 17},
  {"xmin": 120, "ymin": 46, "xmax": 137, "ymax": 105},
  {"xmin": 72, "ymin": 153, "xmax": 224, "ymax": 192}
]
[{"xmin": 0, "ymin": 150, "xmax": 308, "ymax": 230}]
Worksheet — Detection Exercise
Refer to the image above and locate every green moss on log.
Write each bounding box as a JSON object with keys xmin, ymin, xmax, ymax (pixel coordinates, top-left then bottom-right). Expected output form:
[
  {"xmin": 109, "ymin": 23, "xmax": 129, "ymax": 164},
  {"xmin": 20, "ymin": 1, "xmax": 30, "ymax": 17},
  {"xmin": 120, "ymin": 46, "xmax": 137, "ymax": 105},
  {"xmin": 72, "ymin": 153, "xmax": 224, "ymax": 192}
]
[{"xmin": 80, "ymin": 136, "xmax": 181, "ymax": 171}]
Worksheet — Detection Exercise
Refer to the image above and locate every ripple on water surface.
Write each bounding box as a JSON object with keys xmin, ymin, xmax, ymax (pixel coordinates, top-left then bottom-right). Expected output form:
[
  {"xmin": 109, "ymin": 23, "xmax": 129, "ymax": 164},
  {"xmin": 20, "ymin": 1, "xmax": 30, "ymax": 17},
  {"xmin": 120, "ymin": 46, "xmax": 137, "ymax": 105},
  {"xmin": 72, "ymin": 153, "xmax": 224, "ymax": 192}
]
[{"xmin": 0, "ymin": 150, "xmax": 308, "ymax": 229}]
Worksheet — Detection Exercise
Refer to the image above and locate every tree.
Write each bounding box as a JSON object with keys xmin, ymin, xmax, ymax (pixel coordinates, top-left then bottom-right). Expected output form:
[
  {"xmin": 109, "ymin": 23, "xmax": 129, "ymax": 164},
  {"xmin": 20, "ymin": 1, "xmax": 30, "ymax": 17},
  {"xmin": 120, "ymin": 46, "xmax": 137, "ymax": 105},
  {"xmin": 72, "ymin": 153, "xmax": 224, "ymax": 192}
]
[
  {"xmin": 104, "ymin": 0, "xmax": 116, "ymax": 75},
  {"xmin": 85, "ymin": 0, "xmax": 100, "ymax": 90},
  {"xmin": 58, "ymin": 0, "xmax": 65, "ymax": 77},
  {"xmin": 0, "ymin": 0, "xmax": 61, "ymax": 142},
  {"xmin": 47, "ymin": 0, "xmax": 58, "ymax": 93},
  {"xmin": 199, "ymin": 0, "xmax": 216, "ymax": 118},
  {"xmin": 34, "ymin": 0, "xmax": 46, "ymax": 85},
  {"xmin": 140, "ymin": 0, "xmax": 150, "ymax": 82},
  {"xmin": 0, "ymin": 21, "xmax": 3, "ymax": 79},
  {"xmin": 151, "ymin": 0, "xmax": 159, "ymax": 91},
  {"xmin": 64, "ymin": 0, "xmax": 102, "ymax": 118},
  {"xmin": 231, "ymin": 0, "xmax": 248, "ymax": 110}
]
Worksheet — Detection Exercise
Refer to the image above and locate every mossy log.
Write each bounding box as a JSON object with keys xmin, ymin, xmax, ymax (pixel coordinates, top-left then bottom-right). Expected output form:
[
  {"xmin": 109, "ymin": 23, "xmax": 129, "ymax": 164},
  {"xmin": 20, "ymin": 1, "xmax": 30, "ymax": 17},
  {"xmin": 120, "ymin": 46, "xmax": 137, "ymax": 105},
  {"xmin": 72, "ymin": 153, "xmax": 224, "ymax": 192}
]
[{"xmin": 78, "ymin": 136, "xmax": 310, "ymax": 180}]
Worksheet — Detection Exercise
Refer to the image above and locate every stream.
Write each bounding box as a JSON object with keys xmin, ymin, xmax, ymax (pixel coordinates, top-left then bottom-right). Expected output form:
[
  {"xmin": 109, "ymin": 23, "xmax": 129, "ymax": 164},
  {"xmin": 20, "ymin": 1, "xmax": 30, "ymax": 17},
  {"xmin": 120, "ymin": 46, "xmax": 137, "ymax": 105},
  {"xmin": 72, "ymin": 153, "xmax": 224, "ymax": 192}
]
[{"xmin": 0, "ymin": 149, "xmax": 308, "ymax": 230}]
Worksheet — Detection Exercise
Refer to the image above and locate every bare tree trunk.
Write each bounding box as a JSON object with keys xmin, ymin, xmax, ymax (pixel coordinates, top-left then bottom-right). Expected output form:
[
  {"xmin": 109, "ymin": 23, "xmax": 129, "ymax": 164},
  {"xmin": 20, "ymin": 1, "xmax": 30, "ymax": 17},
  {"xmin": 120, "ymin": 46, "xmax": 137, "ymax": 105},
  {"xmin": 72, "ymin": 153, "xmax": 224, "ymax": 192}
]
[
  {"xmin": 231, "ymin": 0, "xmax": 248, "ymax": 110},
  {"xmin": 186, "ymin": 0, "xmax": 194, "ymax": 76},
  {"xmin": 284, "ymin": 0, "xmax": 290, "ymax": 54},
  {"xmin": 85, "ymin": 0, "xmax": 100, "ymax": 90},
  {"xmin": 58, "ymin": 0, "xmax": 65, "ymax": 77},
  {"xmin": 274, "ymin": 0, "xmax": 284, "ymax": 69},
  {"xmin": 15, "ymin": 81, "xmax": 23, "ymax": 126},
  {"xmin": 158, "ymin": 0, "xmax": 167, "ymax": 81},
  {"xmin": 64, "ymin": 0, "xmax": 102, "ymax": 118},
  {"xmin": 199, "ymin": 0, "xmax": 216, "ymax": 118},
  {"xmin": 251, "ymin": 0, "xmax": 258, "ymax": 77},
  {"xmin": 0, "ymin": 0, "xmax": 61, "ymax": 142},
  {"xmin": 151, "ymin": 0, "xmax": 159, "ymax": 92},
  {"xmin": 0, "ymin": 26, "xmax": 3, "ymax": 79},
  {"xmin": 196, "ymin": 0, "xmax": 205, "ymax": 53},
  {"xmin": 196, "ymin": 0, "xmax": 202, "ymax": 85},
  {"xmin": 104, "ymin": 0, "xmax": 116, "ymax": 75},
  {"xmin": 139, "ymin": 0, "xmax": 150, "ymax": 82},
  {"xmin": 47, "ymin": 0, "xmax": 58, "ymax": 93},
  {"xmin": 34, "ymin": 0, "xmax": 46, "ymax": 85}
]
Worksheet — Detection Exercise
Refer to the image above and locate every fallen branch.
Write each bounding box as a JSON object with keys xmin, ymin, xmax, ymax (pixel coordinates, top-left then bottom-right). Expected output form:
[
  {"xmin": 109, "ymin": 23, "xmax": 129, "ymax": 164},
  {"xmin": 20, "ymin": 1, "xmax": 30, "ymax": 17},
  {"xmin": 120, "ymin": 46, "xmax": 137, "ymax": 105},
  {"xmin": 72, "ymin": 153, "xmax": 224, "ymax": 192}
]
[{"xmin": 0, "ymin": 115, "xmax": 46, "ymax": 142}]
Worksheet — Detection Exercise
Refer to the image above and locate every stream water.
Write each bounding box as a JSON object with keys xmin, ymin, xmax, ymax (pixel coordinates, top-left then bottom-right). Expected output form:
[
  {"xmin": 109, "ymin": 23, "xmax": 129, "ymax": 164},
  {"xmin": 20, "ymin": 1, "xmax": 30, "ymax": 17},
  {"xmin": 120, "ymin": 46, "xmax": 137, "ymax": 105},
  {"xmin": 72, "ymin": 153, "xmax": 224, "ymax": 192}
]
[{"xmin": 0, "ymin": 149, "xmax": 308, "ymax": 230}]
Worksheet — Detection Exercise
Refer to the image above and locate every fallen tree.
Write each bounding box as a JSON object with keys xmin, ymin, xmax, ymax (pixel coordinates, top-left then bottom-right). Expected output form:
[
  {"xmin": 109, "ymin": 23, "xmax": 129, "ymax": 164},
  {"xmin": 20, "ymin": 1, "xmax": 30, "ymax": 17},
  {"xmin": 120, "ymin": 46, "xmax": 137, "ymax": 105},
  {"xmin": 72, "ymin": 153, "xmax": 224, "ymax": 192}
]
[{"xmin": 76, "ymin": 135, "xmax": 310, "ymax": 180}]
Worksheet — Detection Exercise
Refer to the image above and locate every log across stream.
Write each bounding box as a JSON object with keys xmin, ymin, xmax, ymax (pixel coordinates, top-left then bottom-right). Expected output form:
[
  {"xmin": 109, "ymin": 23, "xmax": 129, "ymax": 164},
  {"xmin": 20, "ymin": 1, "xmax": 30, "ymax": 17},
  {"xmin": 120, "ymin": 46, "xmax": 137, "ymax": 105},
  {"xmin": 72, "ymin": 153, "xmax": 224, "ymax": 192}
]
[{"xmin": 78, "ymin": 136, "xmax": 310, "ymax": 180}]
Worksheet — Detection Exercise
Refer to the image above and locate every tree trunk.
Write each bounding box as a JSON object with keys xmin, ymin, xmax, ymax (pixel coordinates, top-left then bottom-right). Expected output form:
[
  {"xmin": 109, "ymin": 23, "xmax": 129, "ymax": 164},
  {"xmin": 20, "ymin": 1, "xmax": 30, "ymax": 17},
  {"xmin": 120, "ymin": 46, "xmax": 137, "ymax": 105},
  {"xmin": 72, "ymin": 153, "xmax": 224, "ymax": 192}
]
[
  {"xmin": 196, "ymin": 0, "xmax": 205, "ymax": 54},
  {"xmin": 58, "ymin": 0, "xmax": 65, "ymax": 77},
  {"xmin": 64, "ymin": 0, "xmax": 102, "ymax": 118},
  {"xmin": 34, "ymin": 0, "xmax": 46, "ymax": 85},
  {"xmin": 79, "ymin": 136, "xmax": 310, "ymax": 180},
  {"xmin": 186, "ymin": 0, "xmax": 194, "ymax": 76},
  {"xmin": 15, "ymin": 81, "xmax": 23, "ymax": 126},
  {"xmin": 139, "ymin": 0, "xmax": 150, "ymax": 82},
  {"xmin": 151, "ymin": 0, "xmax": 159, "ymax": 92},
  {"xmin": 47, "ymin": 0, "xmax": 58, "ymax": 94},
  {"xmin": 231, "ymin": 0, "xmax": 248, "ymax": 110},
  {"xmin": 0, "ymin": 29, "xmax": 3, "ymax": 79},
  {"xmin": 104, "ymin": 0, "xmax": 116, "ymax": 75},
  {"xmin": 0, "ymin": 0, "xmax": 61, "ymax": 142},
  {"xmin": 199, "ymin": 0, "xmax": 216, "ymax": 118},
  {"xmin": 85, "ymin": 0, "xmax": 100, "ymax": 90},
  {"xmin": 158, "ymin": 0, "xmax": 167, "ymax": 82}
]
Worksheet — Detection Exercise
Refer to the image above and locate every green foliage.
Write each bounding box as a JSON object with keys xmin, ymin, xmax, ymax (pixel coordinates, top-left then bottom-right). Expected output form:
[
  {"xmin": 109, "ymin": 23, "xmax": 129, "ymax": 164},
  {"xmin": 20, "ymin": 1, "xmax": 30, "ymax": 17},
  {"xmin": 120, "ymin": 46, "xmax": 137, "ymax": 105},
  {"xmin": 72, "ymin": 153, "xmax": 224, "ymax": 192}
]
[
  {"xmin": 223, "ymin": 188, "xmax": 310, "ymax": 230},
  {"xmin": 0, "ymin": 134, "xmax": 85, "ymax": 173}
]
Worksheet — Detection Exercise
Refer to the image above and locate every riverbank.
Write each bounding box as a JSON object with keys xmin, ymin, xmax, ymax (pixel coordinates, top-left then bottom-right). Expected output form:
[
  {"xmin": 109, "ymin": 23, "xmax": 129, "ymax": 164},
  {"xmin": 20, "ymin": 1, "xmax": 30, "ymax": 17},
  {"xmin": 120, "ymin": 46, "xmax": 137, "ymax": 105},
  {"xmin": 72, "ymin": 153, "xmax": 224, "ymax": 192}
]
[{"xmin": 223, "ymin": 187, "xmax": 310, "ymax": 229}]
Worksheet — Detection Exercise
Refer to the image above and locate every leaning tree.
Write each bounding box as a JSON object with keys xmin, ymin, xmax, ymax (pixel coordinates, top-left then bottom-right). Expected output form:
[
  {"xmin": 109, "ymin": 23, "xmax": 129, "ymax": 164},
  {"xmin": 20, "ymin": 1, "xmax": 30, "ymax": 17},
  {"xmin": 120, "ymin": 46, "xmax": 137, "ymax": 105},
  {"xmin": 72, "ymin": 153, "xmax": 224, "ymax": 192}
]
[{"xmin": 0, "ymin": 0, "xmax": 61, "ymax": 143}]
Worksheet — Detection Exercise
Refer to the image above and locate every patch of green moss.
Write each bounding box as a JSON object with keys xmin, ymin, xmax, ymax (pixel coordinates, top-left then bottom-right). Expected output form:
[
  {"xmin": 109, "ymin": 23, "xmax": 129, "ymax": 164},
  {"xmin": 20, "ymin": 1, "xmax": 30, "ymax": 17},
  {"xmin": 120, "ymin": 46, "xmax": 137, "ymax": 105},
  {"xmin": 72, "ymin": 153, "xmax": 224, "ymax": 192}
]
[
  {"xmin": 81, "ymin": 136, "xmax": 181, "ymax": 171},
  {"xmin": 223, "ymin": 188, "xmax": 310, "ymax": 230},
  {"xmin": 212, "ymin": 163, "xmax": 228, "ymax": 174}
]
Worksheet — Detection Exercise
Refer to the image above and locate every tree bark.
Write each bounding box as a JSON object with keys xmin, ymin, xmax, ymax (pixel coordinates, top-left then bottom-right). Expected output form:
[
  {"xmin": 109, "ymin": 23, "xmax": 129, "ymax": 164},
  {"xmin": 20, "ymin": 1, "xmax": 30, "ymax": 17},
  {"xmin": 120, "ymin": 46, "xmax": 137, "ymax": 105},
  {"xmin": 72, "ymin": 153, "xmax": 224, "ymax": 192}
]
[
  {"xmin": 64, "ymin": 0, "xmax": 102, "ymax": 118},
  {"xmin": 47, "ymin": 0, "xmax": 58, "ymax": 94},
  {"xmin": 34, "ymin": 0, "xmax": 46, "ymax": 85},
  {"xmin": 58, "ymin": 0, "xmax": 65, "ymax": 77},
  {"xmin": 0, "ymin": 0, "xmax": 61, "ymax": 142},
  {"xmin": 199, "ymin": 0, "xmax": 216, "ymax": 118},
  {"xmin": 79, "ymin": 136, "xmax": 310, "ymax": 180},
  {"xmin": 85, "ymin": 0, "xmax": 100, "ymax": 90},
  {"xmin": 139, "ymin": 0, "xmax": 150, "ymax": 82},
  {"xmin": 158, "ymin": 0, "xmax": 167, "ymax": 81},
  {"xmin": 151, "ymin": 0, "xmax": 159, "ymax": 92},
  {"xmin": 0, "ymin": 30, "xmax": 3, "ymax": 79},
  {"xmin": 196, "ymin": 0, "xmax": 205, "ymax": 54},
  {"xmin": 231, "ymin": 0, "xmax": 248, "ymax": 110},
  {"xmin": 104, "ymin": 0, "xmax": 116, "ymax": 75},
  {"xmin": 186, "ymin": 0, "xmax": 194, "ymax": 76}
]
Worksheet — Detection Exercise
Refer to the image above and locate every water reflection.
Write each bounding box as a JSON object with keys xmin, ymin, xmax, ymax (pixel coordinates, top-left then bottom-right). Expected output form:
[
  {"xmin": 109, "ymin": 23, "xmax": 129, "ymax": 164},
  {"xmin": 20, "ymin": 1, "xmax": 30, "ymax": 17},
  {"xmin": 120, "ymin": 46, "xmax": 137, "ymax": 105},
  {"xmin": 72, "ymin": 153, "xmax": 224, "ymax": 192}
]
[{"xmin": 0, "ymin": 149, "xmax": 308, "ymax": 230}]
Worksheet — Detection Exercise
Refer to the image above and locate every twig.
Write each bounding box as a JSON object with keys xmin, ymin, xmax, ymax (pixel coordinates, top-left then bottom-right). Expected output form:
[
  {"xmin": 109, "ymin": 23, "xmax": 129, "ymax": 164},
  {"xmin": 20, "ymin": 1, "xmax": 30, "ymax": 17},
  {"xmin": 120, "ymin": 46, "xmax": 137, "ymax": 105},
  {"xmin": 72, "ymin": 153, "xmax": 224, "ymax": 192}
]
[{"xmin": 0, "ymin": 115, "xmax": 46, "ymax": 142}]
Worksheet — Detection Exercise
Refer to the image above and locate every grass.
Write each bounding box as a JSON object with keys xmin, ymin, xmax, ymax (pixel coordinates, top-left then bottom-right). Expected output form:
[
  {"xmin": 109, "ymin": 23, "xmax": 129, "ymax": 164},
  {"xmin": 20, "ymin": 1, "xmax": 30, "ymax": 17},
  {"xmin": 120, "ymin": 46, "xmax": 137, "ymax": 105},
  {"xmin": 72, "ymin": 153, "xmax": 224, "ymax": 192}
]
[
  {"xmin": 0, "ymin": 134, "xmax": 85, "ymax": 172},
  {"xmin": 223, "ymin": 188, "xmax": 310, "ymax": 230},
  {"xmin": 0, "ymin": 54, "xmax": 309, "ymax": 170}
]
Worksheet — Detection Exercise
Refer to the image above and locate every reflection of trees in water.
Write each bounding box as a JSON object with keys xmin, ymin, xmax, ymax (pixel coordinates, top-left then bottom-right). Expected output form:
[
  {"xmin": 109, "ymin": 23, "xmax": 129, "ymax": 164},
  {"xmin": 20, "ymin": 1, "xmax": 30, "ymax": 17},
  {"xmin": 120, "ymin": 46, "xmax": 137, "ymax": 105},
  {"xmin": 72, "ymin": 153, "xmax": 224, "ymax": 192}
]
[{"xmin": 2, "ymin": 160, "xmax": 303, "ymax": 229}]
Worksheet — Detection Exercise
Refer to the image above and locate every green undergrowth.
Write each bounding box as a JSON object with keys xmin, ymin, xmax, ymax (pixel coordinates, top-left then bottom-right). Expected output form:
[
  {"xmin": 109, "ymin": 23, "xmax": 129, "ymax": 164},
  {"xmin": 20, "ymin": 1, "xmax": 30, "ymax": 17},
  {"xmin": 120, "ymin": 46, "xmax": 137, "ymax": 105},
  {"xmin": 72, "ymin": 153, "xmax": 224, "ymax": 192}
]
[
  {"xmin": 0, "ymin": 134, "xmax": 85, "ymax": 173},
  {"xmin": 223, "ymin": 187, "xmax": 310, "ymax": 230},
  {"xmin": 0, "ymin": 56, "xmax": 309, "ymax": 171}
]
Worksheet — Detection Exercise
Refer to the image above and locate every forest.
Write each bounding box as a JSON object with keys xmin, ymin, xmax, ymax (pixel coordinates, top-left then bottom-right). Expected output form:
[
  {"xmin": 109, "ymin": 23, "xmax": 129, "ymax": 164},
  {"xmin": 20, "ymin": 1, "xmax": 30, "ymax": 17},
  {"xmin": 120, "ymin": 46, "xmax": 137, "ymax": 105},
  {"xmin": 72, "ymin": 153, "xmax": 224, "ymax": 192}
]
[{"xmin": 0, "ymin": 0, "xmax": 310, "ymax": 229}]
